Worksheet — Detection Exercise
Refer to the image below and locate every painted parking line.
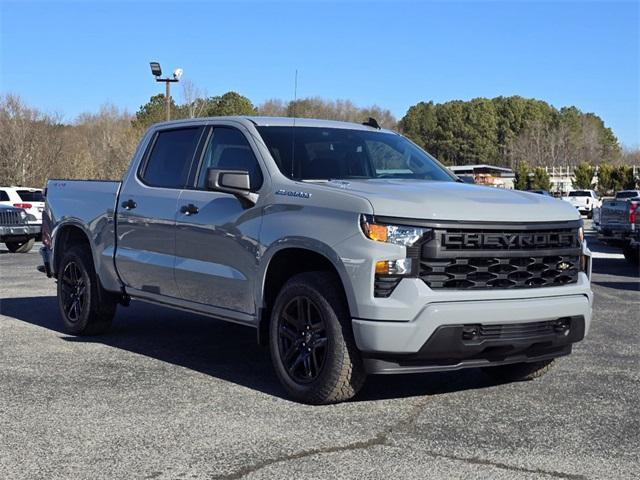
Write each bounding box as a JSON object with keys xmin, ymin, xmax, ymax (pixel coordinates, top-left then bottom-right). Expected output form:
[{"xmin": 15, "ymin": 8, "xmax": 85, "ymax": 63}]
[{"xmin": 591, "ymin": 251, "xmax": 625, "ymax": 259}]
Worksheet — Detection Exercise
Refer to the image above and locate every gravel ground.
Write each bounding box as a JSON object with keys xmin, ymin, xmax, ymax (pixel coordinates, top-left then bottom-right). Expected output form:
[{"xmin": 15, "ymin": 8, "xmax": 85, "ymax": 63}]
[{"xmin": 0, "ymin": 224, "xmax": 638, "ymax": 479}]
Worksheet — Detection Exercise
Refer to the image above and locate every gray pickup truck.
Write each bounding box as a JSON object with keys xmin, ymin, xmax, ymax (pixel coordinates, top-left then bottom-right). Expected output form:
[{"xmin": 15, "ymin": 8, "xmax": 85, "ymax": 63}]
[
  {"xmin": 598, "ymin": 191, "xmax": 640, "ymax": 264},
  {"xmin": 40, "ymin": 117, "xmax": 593, "ymax": 404}
]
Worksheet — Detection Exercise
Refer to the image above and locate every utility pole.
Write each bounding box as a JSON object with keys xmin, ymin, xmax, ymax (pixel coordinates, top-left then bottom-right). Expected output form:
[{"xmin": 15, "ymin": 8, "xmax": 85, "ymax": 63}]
[
  {"xmin": 149, "ymin": 62, "xmax": 182, "ymax": 121},
  {"xmin": 165, "ymin": 80, "xmax": 171, "ymax": 121}
]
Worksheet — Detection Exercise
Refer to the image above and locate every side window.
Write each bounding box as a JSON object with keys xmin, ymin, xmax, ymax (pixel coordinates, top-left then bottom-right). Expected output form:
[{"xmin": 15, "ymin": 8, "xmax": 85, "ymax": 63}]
[
  {"xmin": 0, "ymin": 190, "xmax": 9, "ymax": 201},
  {"xmin": 141, "ymin": 128, "xmax": 201, "ymax": 188},
  {"xmin": 197, "ymin": 127, "xmax": 263, "ymax": 191}
]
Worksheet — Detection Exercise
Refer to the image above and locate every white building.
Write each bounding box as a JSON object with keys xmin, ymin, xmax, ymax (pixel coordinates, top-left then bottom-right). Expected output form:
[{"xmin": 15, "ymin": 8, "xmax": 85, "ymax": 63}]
[{"xmin": 448, "ymin": 165, "xmax": 515, "ymax": 189}]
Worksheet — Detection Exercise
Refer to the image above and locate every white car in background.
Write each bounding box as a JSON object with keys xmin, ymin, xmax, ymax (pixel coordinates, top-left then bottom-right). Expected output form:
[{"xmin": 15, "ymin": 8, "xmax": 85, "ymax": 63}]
[
  {"xmin": 561, "ymin": 190, "xmax": 602, "ymax": 218},
  {"xmin": 0, "ymin": 186, "xmax": 45, "ymax": 224}
]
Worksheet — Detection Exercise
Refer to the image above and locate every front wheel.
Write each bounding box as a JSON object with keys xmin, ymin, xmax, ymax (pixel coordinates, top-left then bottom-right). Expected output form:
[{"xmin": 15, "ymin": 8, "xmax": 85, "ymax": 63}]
[
  {"xmin": 269, "ymin": 272, "xmax": 366, "ymax": 404},
  {"xmin": 482, "ymin": 358, "xmax": 556, "ymax": 382},
  {"xmin": 5, "ymin": 238, "xmax": 35, "ymax": 253},
  {"xmin": 57, "ymin": 245, "xmax": 117, "ymax": 335}
]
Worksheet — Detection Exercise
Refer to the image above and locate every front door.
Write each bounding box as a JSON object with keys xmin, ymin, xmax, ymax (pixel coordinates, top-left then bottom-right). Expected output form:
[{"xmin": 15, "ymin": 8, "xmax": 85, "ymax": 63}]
[
  {"xmin": 174, "ymin": 125, "xmax": 264, "ymax": 315},
  {"xmin": 116, "ymin": 126, "xmax": 204, "ymax": 298}
]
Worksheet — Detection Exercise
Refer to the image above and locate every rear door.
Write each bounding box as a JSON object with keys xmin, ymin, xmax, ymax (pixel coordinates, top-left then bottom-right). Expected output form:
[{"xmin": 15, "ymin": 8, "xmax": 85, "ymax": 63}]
[
  {"xmin": 174, "ymin": 125, "xmax": 265, "ymax": 315},
  {"xmin": 116, "ymin": 126, "xmax": 204, "ymax": 298}
]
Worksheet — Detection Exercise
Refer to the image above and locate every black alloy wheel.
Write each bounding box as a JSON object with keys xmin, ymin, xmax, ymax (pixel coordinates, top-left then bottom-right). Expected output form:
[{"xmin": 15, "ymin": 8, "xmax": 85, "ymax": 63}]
[
  {"xmin": 59, "ymin": 261, "xmax": 88, "ymax": 323},
  {"xmin": 278, "ymin": 295, "xmax": 328, "ymax": 383}
]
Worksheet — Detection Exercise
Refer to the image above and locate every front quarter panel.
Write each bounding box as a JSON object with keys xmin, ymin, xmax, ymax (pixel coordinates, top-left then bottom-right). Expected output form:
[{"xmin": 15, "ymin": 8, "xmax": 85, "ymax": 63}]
[{"xmin": 257, "ymin": 182, "xmax": 374, "ymax": 316}]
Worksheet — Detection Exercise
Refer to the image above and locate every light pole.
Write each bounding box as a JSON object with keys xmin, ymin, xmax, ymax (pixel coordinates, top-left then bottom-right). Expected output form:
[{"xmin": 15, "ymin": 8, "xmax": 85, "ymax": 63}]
[{"xmin": 149, "ymin": 62, "xmax": 183, "ymax": 121}]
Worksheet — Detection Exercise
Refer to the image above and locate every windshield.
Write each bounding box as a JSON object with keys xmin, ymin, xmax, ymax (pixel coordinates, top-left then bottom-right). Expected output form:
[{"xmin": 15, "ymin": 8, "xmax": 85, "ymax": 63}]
[
  {"xmin": 569, "ymin": 191, "xmax": 590, "ymax": 197},
  {"xmin": 256, "ymin": 126, "xmax": 457, "ymax": 182}
]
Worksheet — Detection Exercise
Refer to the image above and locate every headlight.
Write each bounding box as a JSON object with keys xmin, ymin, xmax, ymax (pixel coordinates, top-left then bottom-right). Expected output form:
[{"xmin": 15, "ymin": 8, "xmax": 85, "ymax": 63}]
[
  {"xmin": 360, "ymin": 215, "xmax": 430, "ymax": 247},
  {"xmin": 19, "ymin": 209, "xmax": 27, "ymax": 220},
  {"xmin": 578, "ymin": 226, "xmax": 584, "ymax": 244}
]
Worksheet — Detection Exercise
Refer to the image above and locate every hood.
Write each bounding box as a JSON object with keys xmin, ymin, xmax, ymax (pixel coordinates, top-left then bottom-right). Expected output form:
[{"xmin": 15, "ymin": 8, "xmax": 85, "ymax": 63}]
[{"xmin": 321, "ymin": 179, "xmax": 580, "ymax": 222}]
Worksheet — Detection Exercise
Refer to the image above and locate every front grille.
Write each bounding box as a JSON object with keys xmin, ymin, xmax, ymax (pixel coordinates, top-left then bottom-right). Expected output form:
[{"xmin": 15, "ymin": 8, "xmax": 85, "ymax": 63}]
[
  {"xmin": 0, "ymin": 210, "xmax": 22, "ymax": 226},
  {"xmin": 416, "ymin": 221, "xmax": 582, "ymax": 290},
  {"xmin": 420, "ymin": 255, "xmax": 580, "ymax": 289}
]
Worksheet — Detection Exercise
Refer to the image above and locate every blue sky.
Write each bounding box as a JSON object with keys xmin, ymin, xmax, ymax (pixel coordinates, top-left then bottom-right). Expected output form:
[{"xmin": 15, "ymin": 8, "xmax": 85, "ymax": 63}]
[{"xmin": 1, "ymin": 0, "xmax": 638, "ymax": 146}]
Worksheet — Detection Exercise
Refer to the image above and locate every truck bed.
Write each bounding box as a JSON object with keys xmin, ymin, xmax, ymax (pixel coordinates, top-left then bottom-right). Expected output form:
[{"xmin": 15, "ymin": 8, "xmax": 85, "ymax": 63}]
[{"xmin": 44, "ymin": 179, "xmax": 122, "ymax": 291}]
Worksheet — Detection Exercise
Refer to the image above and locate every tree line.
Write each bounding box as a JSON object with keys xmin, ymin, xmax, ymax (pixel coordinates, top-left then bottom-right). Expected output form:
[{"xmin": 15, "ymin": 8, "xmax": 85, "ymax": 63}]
[
  {"xmin": 0, "ymin": 89, "xmax": 637, "ymax": 190},
  {"xmin": 399, "ymin": 96, "xmax": 623, "ymax": 168}
]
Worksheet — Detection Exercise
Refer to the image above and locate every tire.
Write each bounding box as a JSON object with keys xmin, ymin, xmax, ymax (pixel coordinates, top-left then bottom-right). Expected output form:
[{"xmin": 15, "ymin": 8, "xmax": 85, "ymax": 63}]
[
  {"xmin": 57, "ymin": 245, "xmax": 117, "ymax": 335},
  {"xmin": 482, "ymin": 358, "xmax": 556, "ymax": 382},
  {"xmin": 623, "ymin": 245, "xmax": 639, "ymax": 265},
  {"xmin": 5, "ymin": 238, "xmax": 35, "ymax": 253},
  {"xmin": 269, "ymin": 272, "xmax": 366, "ymax": 404}
]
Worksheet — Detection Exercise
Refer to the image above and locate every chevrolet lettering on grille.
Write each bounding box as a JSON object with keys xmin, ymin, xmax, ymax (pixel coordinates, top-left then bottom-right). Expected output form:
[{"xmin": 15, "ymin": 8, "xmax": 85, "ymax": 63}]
[{"xmin": 442, "ymin": 232, "xmax": 577, "ymax": 249}]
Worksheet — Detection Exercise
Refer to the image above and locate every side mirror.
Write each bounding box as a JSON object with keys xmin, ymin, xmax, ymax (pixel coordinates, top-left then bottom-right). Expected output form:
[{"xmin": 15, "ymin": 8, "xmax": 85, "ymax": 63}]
[{"xmin": 205, "ymin": 168, "xmax": 258, "ymax": 205}]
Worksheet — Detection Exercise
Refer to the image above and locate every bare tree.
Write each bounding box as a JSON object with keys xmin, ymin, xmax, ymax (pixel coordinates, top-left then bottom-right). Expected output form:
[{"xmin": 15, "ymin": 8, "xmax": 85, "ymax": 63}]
[
  {"xmin": 258, "ymin": 99, "xmax": 287, "ymax": 117},
  {"xmin": 181, "ymin": 79, "xmax": 208, "ymax": 118},
  {"xmin": 0, "ymin": 94, "xmax": 66, "ymax": 187},
  {"xmin": 258, "ymin": 97, "xmax": 397, "ymax": 129}
]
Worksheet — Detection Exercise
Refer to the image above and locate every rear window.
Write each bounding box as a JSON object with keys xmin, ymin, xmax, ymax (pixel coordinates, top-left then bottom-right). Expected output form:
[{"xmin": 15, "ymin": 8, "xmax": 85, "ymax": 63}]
[
  {"xmin": 615, "ymin": 191, "xmax": 639, "ymax": 199},
  {"xmin": 568, "ymin": 191, "xmax": 590, "ymax": 197},
  {"xmin": 141, "ymin": 128, "xmax": 202, "ymax": 188},
  {"xmin": 17, "ymin": 190, "xmax": 43, "ymax": 202}
]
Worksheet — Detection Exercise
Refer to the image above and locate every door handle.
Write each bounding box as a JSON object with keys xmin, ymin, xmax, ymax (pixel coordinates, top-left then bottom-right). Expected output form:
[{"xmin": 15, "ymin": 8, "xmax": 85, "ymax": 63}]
[
  {"xmin": 121, "ymin": 199, "xmax": 137, "ymax": 210},
  {"xmin": 180, "ymin": 203, "xmax": 199, "ymax": 215}
]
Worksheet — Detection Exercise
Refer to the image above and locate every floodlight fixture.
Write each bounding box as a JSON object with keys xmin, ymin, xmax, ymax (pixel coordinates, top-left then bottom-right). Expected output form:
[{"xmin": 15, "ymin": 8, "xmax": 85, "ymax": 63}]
[{"xmin": 150, "ymin": 62, "xmax": 162, "ymax": 77}]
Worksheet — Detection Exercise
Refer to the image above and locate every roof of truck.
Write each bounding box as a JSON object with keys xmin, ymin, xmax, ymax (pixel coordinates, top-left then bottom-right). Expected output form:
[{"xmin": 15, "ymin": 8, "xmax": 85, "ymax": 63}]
[{"xmin": 151, "ymin": 116, "xmax": 397, "ymax": 134}]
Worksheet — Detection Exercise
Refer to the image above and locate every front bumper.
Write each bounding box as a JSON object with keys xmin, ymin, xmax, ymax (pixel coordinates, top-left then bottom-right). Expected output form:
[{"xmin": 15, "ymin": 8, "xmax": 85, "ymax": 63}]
[
  {"xmin": 0, "ymin": 224, "xmax": 41, "ymax": 240},
  {"xmin": 353, "ymin": 294, "xmax": 591, "ymax": 374}
]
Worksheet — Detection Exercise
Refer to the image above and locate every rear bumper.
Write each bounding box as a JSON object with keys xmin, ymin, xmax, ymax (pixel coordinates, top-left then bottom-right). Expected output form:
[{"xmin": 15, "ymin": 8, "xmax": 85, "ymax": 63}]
[
  {"xmin": 598, "ymin": 227, "xmax": 634, "ymax": 243},
  {"xmin": 353, "ymin": 294, "xmax": 592, "ymax": 374}
]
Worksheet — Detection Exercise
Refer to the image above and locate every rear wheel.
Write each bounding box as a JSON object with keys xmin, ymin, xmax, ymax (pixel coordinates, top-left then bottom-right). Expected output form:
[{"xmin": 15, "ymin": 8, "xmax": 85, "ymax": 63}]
[
  {"xmin": 269, "ymin": 272, "xmax": 366, "ymax": 404},
  {"xmin": 482, "ymin": 358, "xmax": 556, "ymax": 382},
  {"xmin": 57, "ymin": 245, "xmax": 117, "ymax": 335},
  {"xmin": 623, "ymin": 244, "xmax": 639, "ymax": 265},
  {"xmin": 5, "ymin": 238, "xmax": 35, "ymax": 253}
]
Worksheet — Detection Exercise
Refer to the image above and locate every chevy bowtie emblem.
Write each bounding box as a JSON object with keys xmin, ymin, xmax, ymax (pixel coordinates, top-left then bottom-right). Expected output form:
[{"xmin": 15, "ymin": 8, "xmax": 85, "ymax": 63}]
[{"xmin": 557, "ymin": 262, "xmax": 571, "ymax": 271}]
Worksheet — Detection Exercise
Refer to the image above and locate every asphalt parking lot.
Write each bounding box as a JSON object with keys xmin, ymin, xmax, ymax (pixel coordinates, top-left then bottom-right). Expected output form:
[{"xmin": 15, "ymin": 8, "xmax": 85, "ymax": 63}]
[{"xmin": 1, "ymin": 225, "xmax": 638, "ymax": 480}]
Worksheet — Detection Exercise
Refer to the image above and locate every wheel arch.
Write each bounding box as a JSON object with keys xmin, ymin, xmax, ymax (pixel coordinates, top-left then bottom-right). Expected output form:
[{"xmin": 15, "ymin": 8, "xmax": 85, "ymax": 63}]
[
  {"xmin": 256, "ymin": 242, "xmax": 356, "ymax": 346},
  {"xmin": 52, "ymin": 221, "xmax": 95, "ymax": 278}
]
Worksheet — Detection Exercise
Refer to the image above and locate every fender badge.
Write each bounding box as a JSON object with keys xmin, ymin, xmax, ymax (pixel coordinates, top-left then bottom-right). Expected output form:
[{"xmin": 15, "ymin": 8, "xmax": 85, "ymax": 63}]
[{"xmin": 275, "ymin": 189, "xmax": 311, "ymax": 199}]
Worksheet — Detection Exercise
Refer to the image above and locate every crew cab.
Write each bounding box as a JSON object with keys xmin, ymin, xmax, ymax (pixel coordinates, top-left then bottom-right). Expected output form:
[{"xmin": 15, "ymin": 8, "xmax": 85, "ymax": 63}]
[
  {"xmin": 39, "ymin": 117, "xmax": 593, "ymax": 404},
  {"xmin": 0, "ymin": 204, "xmax": 39, "ymax": 253},
  {"xmin": 598, "ymin": 193, "xmax": 639, "ymax": 264},
  {"xmin": 562, "ymin": 190, "xmax": 601, "ymax": 218}
]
